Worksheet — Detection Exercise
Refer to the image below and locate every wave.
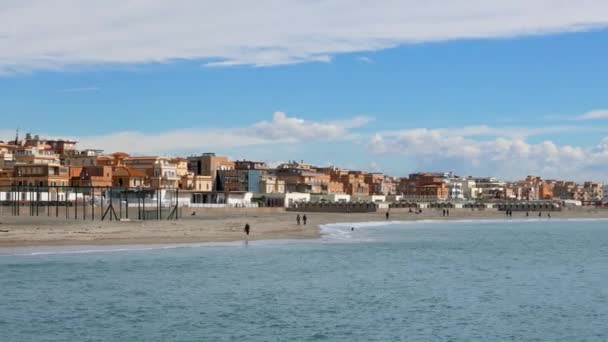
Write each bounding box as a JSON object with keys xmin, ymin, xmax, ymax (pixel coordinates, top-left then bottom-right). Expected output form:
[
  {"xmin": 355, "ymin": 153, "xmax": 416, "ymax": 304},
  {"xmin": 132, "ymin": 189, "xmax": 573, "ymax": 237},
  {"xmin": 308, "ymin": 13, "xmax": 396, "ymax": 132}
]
[
  {"xmin": 319, "ymin": 217, "xmax": 608, "ymax": 242},
  {"xmin": 3, "ymin": 217, "xmax": 607, "ymax": 257}
]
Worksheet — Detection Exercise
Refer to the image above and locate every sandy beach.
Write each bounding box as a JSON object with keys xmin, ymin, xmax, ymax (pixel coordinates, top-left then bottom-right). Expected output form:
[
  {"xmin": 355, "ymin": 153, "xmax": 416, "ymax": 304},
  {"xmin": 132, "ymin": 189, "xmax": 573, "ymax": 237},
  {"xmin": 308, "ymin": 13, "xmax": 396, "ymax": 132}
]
[{"xmin": 0, "ymin": 207, "xmax": 607, "ymax": 247}]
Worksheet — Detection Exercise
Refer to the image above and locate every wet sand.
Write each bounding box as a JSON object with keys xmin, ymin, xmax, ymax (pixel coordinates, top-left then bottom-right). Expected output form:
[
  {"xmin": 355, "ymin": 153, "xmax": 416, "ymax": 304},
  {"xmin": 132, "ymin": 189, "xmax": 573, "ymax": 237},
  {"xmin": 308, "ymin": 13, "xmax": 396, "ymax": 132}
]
[{"xmin": 0, "ymin": 207, "xmax": 607, "ymax": 247}]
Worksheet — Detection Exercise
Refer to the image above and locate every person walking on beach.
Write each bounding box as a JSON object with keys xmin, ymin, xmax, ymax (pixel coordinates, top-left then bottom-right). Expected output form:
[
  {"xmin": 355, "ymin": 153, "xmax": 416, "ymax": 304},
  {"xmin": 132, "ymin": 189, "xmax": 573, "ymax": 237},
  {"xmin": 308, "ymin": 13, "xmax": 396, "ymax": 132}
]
[
  {"xmin": 244, "ymin": 223, "xmax": 250, "ymax": 236},
  {"xmin": 548, "ymin": 213, "xmax": 551, "ymax": 218},
  {"xmin": 539, "ymin": 212, "xmax": 542, "ymax": 217},
  {"xmin": 385, "ymin": 211, "xmax": 390, "ymax": 220},
  {"xmin": 526, "ymin": 211, "xmax": 529, "ymax": 217},
  {"xmin": 443, "ymin": 209, "xmax": 446, "ymax": 217},
  {"xmin": 296, "ymin": 214, "xmax": 301, "ymax": 225},
  {"xmin": 303, "ymin": 215, "xmax": 307, "ymax": 225},
  {"xmin": 447, "ymin": 209, "xmax": 450, "ymax": 217}
]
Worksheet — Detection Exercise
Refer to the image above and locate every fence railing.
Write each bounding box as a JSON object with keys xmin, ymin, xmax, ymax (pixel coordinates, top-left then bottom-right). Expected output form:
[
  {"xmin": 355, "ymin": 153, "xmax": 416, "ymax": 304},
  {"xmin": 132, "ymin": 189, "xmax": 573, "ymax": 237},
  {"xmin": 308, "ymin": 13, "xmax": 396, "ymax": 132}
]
[{"xmin": 0, "ymin": 186, "xmax": 181, "ymax": 221}]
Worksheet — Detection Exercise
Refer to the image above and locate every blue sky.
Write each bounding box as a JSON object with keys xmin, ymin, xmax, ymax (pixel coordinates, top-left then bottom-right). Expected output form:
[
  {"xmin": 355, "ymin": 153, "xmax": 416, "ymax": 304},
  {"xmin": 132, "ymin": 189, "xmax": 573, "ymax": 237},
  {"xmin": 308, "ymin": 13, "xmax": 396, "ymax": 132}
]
[{"xmin": 1, "ymin": 1, "xmax": 608, "ymax": 181}]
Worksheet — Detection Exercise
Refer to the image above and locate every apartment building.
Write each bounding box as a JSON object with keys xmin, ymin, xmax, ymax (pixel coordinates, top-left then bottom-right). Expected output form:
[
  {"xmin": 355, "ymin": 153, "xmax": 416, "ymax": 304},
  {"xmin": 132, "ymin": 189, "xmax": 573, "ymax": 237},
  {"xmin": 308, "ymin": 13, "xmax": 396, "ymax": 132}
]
[
  {"xmin": 123, "ymin": 156, "xmax": 180, "ymax": 189},
  {"xmin": 187, "ymin": 153, "xmax": 235, "ymax": 190},
  {"xmin": 112, "ymin": 166, "xmax": 147, "ymax": 188},
  {"xmin": 8, "ymin": 164, "xmax": 70, "ymax": 187},
  {"xmin": 70, "ymin": 166, "xmax": 113, "ymax": 187}
]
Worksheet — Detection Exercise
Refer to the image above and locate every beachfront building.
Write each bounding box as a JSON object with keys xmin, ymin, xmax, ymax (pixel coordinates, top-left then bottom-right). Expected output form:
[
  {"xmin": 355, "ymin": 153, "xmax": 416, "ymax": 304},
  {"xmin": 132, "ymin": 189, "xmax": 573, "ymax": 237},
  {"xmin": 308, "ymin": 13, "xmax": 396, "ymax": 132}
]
[
  {"xmin": 216, "ymin": 160, "xmax": 274, "ymax": 193},
  {"xmin": 276, "ymin": 162, "xmax": 331, "ymax": 194},
  {"xmin": 259, "ymin": 176, "xmax": 286, "ymax": 194},
  {"xmin": 473, "ymin": 177, "xmax": 507, "ymax": 199},
  {"xmin": 187, "ymin": 153, "xmax": 235, "ymax": 190},
  {"xmin": 340, "ymin": 171, "xmax": 370, "ymax": 196},
  {"xmin": 310, "ymin": 193, "xmax": 351, "ymax": 203},
  {"xmin": 123, "ymin": 156, "xmax": 180, "ymax": 189},
  {"xmin": 317, "ymin": 166, "xmax": 370, "ymax": 196},
  {"xmin": 171, "ymin": 158, "xmax": 189, "ymax": 177},
  {"xmin": 583, "ymin": 182, "xmax": 604, "ymax": 202},
  {"xmin": 0, "ymin": 143, "xmax": 14, "ymax": 169},
  {"xmin": 445, "ymin": 178, "xmax": 479, "ymax": 200},
  {"xmin": 364, "ymin": 173, "xmax": 395, "ymax": 195},
  {"xmin": 550, "ymin": 180, "xmax": 603, "ymax": 203},
  {"xmin": 180, "ymin": 174, "xmax": 213, "ymax": 191},
  {"xmin": 69, "ymin": 166, "xmax": 113, "ymax": 188},
  {"xmin": 398, "ymin": 173, "xmax": 449, "ymax": 200},
  {"xmin": 112, "ymin": 166, "xmax": 147, "ymax": 188},
  {"xmin": 6, "ymin": 164, "xmax": 70, "ymax": 187},
  {"xmin": 13, "ymin": 146, "xmax": 60, "ymax": 165},
  {"xmin": 63, "ymin": 149, "xmax": 106, "ymax": 167}
]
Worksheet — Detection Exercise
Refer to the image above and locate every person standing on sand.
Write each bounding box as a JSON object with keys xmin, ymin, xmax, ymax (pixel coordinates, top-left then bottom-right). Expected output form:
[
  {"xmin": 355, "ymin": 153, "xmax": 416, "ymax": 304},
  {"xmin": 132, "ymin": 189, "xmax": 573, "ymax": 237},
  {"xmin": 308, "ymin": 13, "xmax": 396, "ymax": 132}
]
[
  {"xmin": 443, "ymin": 209, "xmax": 446, "ymax": 217},
  {"xmin": 244, "ymin": 223, "xmax": 250, "ymax": 236},
  {"xmin": 386, "ymin": 211, "xmax": 390, "ymax": 220},
  {"xmin": 539, "ymin": 212, "xmax": 542, "ymax": 217},
  {"xmin": 296, "ymin": 214, "xmax": 301, "ymax": 225},
  {"xmin": 303, "ymin": 215, "xmax": 307, "ymax": 225},
  {"xmin": 447, "ymin": 209, "xmax": 450, "ymax": 217}
]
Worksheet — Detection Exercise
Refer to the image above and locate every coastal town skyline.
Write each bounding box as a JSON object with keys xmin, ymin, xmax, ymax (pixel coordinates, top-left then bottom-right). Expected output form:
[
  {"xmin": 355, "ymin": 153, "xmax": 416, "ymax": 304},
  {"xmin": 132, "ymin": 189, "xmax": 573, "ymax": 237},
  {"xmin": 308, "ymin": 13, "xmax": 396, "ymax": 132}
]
[
  {"xmin": 0, "ymin": 132, "xmax": 605, "ymax": 205},
  {"xmin": 1, "ymin": 128, "xmax": 607, "ymax": 184}
]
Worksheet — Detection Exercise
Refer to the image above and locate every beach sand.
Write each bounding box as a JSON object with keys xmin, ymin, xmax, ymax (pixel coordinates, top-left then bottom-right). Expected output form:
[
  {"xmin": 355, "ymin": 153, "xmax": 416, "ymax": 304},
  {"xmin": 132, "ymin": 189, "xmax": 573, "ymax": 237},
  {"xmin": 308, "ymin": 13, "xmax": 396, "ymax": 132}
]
[{"xmin": 0, "ymin": 207, "xmax": 607, "ymax": 247}]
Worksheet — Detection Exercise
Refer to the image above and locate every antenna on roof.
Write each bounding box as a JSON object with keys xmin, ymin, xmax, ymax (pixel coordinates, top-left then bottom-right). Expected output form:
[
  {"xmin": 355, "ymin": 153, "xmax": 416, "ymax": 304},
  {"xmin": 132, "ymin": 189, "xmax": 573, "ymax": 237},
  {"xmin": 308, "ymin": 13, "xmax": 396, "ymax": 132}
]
[{"xmin": 14, "ymin": 127, "xmax": 20, "ymax": 145}]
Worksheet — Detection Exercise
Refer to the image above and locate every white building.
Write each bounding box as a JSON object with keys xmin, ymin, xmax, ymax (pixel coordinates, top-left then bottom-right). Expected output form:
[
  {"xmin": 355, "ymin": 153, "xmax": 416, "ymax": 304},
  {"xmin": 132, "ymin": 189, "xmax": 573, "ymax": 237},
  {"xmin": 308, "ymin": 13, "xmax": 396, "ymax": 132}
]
[{"xmin": 310, "ymin": 194, "xmax": 351, "ymax": 203}]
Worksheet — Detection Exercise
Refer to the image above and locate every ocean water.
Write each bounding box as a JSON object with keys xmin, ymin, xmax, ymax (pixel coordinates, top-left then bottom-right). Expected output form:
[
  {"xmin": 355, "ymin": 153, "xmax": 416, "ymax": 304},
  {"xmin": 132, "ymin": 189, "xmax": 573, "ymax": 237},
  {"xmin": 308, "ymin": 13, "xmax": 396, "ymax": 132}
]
[{"xmin": 1, "ymin": 219, "xmax": 608, "ymax": 341}]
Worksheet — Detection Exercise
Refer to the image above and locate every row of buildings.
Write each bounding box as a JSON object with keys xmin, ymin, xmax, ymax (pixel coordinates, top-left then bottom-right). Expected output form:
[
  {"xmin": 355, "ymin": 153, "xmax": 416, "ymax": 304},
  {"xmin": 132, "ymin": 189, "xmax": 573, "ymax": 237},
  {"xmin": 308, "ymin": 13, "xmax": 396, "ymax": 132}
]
[{"xmin": 0, "ymin": 133, "xmax": 606, "ymax": 205}]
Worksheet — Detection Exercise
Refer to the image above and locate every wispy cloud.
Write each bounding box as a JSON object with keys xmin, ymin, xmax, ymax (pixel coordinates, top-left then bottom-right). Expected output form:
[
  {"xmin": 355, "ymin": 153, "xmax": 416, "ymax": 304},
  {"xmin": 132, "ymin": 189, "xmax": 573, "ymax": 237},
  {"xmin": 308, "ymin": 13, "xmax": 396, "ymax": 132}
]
[
  {"xmin": 56, "ymin": 86, "xmax": 100, "ymax": 93},
  {"xmin": 544, "ymin": 109, "xmax": 608, "ymax": 121},
  {"xmin": 1, "ymin": 1, "xmax": 608, "ymax": 74},
  {"xmin": 74, "ymin": 111, "xmax": 372, "ymax": 154},
  {"xmin": 356, "ymin": 56, "xmax": 373, "ymax": 64},
  {"xmin": 576, "ymin": 109, "xmax": 608, "ymax": 120}
]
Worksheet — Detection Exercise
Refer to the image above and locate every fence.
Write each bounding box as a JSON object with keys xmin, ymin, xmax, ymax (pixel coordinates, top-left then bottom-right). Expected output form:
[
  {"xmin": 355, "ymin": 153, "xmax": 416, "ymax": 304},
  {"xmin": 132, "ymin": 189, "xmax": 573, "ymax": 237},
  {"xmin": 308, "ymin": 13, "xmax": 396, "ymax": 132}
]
[
  {"xmin": 0, "ymin": 186, "xmax": 181, "ymax": 221},
  {"xmin": 287, "ymin": 202, "xmax": 378, "ymax": 213}
]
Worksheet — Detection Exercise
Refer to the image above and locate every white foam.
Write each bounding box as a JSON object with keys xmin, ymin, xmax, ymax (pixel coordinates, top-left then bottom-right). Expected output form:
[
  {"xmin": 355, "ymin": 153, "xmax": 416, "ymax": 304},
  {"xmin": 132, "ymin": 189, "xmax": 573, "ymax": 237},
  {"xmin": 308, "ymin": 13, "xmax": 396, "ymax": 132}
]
[{"xmin": 319, "ymin": 217, "xmax": 608, "ymax": 242}]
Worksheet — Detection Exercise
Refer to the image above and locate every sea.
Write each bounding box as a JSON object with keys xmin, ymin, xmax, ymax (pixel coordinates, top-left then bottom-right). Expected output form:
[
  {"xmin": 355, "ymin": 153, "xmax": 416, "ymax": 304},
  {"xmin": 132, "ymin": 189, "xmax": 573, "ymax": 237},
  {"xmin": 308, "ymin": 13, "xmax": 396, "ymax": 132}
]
[{"xmin": 1, "ymin": 219, "xmax": 608, "ymax": 341}]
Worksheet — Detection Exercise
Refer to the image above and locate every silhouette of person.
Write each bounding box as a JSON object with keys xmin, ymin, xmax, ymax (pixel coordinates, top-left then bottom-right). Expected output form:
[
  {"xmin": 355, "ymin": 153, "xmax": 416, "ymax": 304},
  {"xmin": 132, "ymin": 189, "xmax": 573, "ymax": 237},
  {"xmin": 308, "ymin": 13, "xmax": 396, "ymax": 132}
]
[
  {"xmin": 539, "ymin": 212, "xmax": 542, "ymax": 217},
  {"xmin": 302, "ymin": 215, "xmax": 307, "ymax": 225},
  {"xmin": 244, "ymin": 223, "xmax": 250, "ymax": 236},
  {"xmin": 385, "ymin": 211, "xmax": 390, "ymax": 220},
  {"xmin": 296, "ymin": 214, "xmax": 301, "ymax": 225}
]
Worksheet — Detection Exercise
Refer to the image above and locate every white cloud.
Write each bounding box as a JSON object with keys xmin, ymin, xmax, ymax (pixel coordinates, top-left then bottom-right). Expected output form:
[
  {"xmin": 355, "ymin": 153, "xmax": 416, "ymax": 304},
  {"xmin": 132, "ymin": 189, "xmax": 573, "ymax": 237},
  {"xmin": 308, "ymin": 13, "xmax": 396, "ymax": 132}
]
[
  {"xmin": 74, "ymin": 111, "xmax": 371, "ymax": 154},
  {"xmin": 576, "ymin": 109, "xmax": 608, "ymax": 120},
  {"xmin": 1, "ymin": 1, "xmax": 608, "ymax": 73},
  {"xmin": 369, "ymin": 127, "xmax": 608, "ymax": 181}
]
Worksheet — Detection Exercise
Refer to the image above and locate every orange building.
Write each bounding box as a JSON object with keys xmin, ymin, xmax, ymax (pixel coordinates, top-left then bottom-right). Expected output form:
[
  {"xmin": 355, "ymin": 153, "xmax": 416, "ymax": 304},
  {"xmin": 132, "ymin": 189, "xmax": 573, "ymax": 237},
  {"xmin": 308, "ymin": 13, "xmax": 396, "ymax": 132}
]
[
  {"xmin": 112, "ymin": 167, "xmax": 147, "ymax": 188},
  {"xmin": 399, "ymin": 173, "xmax": 448, "ymax": 200},
  {"xmin": 8, "ymin": 164, "xmax": 70, "ymax": 187},
  {"xmin": 70, "ymin": 166, "xmax": 113, "ymax": 188}
]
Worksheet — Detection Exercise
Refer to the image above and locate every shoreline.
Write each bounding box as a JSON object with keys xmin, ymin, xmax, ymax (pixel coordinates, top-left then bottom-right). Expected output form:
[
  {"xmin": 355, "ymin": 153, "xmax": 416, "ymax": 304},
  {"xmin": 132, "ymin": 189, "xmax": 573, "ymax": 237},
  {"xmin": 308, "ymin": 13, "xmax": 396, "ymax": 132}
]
[{"xmin": 1, "ymin": 208, "xmax": 608, "ymax": 248}]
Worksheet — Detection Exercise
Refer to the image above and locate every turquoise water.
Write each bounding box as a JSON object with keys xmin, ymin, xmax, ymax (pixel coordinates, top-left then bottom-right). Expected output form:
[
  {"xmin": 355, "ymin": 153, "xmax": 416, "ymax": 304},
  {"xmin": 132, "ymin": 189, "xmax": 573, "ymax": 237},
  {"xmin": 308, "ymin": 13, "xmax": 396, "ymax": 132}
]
[{"xmin": 2, "ymin": 219, "xmax": 608, "ymax": 341}]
